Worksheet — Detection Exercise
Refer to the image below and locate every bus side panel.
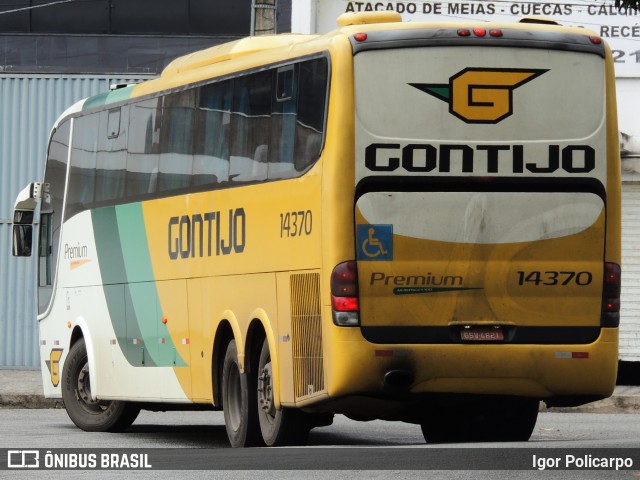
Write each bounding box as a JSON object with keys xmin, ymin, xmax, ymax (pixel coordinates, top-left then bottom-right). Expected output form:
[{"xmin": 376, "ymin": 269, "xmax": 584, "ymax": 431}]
[
  {"xmin": 41, "ymin": 210, "xmax": 191, "ymax": 402},
  {"xmin": 142, "ymin": 176, "xmax": 323, "ymax": 404}
]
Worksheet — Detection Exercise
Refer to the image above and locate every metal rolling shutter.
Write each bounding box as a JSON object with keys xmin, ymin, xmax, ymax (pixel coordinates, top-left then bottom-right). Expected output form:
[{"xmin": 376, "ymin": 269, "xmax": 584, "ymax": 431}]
[{"xmin": 621, "ymin": 182, "xmax": 640, "ymax": 361}]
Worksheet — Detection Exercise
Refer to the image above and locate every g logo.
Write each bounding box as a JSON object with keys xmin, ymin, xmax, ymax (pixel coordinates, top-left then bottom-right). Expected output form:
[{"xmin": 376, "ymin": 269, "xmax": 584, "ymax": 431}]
[
  {"xmin": 411, "ymin": 68, "xmax": 547, "ymax": 124},
  {"xmin": 45, "ymin": 348, "xmax": 63, "ymax": 387}
]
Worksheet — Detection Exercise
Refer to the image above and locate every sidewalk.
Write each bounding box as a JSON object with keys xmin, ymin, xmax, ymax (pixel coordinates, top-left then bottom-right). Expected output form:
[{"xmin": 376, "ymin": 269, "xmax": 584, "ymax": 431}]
[
  {"xmin": 0, "ymin": 369, "xmax": 63, "ymax": 408},
  {"xmin": 1, "ymin": 368, "xmax": 639, "ymax": 412}
]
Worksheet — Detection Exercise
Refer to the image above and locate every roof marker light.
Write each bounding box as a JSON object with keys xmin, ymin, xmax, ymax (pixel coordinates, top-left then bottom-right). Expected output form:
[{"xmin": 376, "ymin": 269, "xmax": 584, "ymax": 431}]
[
  {"xmin": 354, "ymin": 32, "xmax": 368, "ymax": 42},
  {"xmin": 474, "ymin": 28, "xmax": 487, "ymax": 37},
  {"xmin": 490, "ymin": 29, "xmax": 503, "ymax": 37},
  {"xmin": 457, "ymin": 28, "xmax": 471, "ymax": 37},
  {"xmin": 589, "ymin": 36, "xmax": 602, "ymax": 45}
]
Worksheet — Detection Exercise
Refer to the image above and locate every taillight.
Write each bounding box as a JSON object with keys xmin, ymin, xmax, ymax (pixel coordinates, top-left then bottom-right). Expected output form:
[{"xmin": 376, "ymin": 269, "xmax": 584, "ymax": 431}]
[
  {"xmin": 331, "ymin": 261, "xmax": 360, "ymax": 326},
  {"xmin": 602, "ymin": 262, "xmax": 621, "ymax": 327}
]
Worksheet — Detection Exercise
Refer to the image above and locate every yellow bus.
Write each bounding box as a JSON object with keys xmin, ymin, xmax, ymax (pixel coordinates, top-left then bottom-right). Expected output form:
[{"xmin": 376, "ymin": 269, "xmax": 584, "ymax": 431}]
[{"xmin": 13, "ymin": 11, "xmax": 621, "ymax": 446}]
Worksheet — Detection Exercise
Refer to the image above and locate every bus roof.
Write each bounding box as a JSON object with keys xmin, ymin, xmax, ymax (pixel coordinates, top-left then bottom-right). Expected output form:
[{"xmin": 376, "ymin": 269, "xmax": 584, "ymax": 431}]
[
  {"xmin": 70, "ymin": 12, "xmax": 600, "ymax": 115},
  {"xmin": 160, "ymin": 34, "xmax": 317, "ymax": 78}
]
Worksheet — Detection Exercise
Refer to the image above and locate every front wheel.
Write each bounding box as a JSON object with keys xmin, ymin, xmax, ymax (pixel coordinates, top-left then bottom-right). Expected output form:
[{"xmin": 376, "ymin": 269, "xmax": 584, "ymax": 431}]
[
  {"xmin": 61, "ymin": 338, "xmax": 139, "ymax": 432},
  {"xmin": 257, "ymin": 338, "xmax": 311, "ymax": 446}
]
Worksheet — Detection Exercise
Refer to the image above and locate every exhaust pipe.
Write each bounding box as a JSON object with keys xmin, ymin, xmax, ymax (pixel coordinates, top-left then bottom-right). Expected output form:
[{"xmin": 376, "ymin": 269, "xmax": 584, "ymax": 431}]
[{"xmin": 384, "ymin": 369, "xmax": 414, "ymax": 391}]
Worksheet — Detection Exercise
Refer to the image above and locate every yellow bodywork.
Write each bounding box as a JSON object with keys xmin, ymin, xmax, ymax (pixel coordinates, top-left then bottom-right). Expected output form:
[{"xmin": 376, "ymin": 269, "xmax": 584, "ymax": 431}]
[{"xmin": 116, "ymin": 13, "xmax": 620, "ymax": 411}]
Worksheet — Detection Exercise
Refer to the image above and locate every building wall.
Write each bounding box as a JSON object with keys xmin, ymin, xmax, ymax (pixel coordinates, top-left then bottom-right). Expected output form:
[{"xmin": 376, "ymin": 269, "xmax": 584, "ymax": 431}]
[{"xmin": 0, "ymin": 74, "xmax": 153, "ymax": 368}]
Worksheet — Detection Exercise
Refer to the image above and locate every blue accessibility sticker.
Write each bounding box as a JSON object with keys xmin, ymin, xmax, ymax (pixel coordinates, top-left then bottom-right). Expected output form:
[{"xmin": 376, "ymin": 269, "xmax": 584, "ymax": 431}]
[{"xmin": 357, "ymin": 224, "xmax": 393, "ymax": 261}]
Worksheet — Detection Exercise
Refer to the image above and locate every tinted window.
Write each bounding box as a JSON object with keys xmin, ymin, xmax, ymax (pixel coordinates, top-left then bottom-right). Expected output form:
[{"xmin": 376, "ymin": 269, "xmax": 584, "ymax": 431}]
[
  {"xmin": 127, "ymin": 98, "xmax": 161, "ymax": 197},
  {"xmin": 194, "ymin": 79, "xmax": 232, "ymax": 187},
  {"xmin": 295, "ymin": 57, "xmax": 328, "ymax": 171},
  {"xmin": 67, "ymin": 113, "xmax": 99, "ymax": 218},
  {"xmin": 96, "ymin": 107, "xmax": 128, "ymax": 203},
  {"xmin": 159, "ymin": 90, "xmax": 195, "ymax": 192},
  {"xmin": 269, "ymin": 64, "xmax": 297, "ymax": 179},
  {"xmin": 39, "ymin": 119, "xmax": 71, "ymax": 313},
  {"xmin": 230, "ymin": 70, "xmax": 272, "ymax": 184},
  {"xmin": 57, "ymin": 55, "xmax": 329, "ymax": 216}
]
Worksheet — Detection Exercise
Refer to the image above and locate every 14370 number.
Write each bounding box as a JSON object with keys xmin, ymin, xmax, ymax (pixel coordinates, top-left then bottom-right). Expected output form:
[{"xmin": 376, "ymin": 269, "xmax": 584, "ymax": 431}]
[
  {"xmin": 517, "ymin": 271, "xmax": 592, "ymax": 286},
  {"xmin": 280, "ymin": 210, "xmax": 312, "ymax": 238}
]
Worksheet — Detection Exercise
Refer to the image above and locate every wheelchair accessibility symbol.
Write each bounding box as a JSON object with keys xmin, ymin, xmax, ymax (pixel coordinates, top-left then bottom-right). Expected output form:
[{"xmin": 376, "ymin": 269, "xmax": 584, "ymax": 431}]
[{"xmin": 357, "ymin": 224, "xmax": 393, "ymax": 261}]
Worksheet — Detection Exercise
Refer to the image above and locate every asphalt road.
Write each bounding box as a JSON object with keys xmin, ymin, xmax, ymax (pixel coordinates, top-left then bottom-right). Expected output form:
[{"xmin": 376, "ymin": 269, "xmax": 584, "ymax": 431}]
[{"xmin": 1, "ymin": 409, "xmax": 639, "ymax": 479}]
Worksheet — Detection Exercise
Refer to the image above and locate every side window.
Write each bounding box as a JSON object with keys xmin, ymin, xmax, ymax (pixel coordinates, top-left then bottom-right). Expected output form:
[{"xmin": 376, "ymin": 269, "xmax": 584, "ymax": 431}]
[
  {"xmin": 67, "ymin": 113, "xmax": 99, "ymax": 219},
  {"xmin": 127, "ymin": 98, "xmax": 161, "ymax": 197},
  {"xmin": 269, "ymin": 64, "xmax": 297, "ymax": 180},
  {"xmin": 295, "ymin": 57, "xmax": 328, "ymax": 172},
  {"xmin": 96, "ymin": 106, "xmax": 128, "ymax": 203},
  {"xmin": 194, "ymin": 79, "xmax": 232, "ymax": 188},
  {"xmin": 159, "ymin": 89, "xmax": 195, "ymax": 193},
  {"xmin": 230, "ymin": 70, "xmax": 272, "ymax": 184},
  {"xmin": 39, "ymin": 119, "xmax": 71, "ymax": 314}
]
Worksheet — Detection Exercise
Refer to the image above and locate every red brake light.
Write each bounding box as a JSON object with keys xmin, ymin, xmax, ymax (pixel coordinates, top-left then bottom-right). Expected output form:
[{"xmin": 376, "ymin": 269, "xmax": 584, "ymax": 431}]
[
  {"xmin": 602, "ymin": 262, "xmax": 621, "ymax": 313},
  {"xmin": 331, "ymin": 261, "xmax": 360, "ymax": 326},
  {"xmin": 332, "ymin": 296, "xmax": 359, "ymax": 312},
  {"xmin": 601, "ymin": 262, "xmax": 621, "ymax": 328},
  {"xmin": 331, "ymin": 261, "xmax": 359, "ymax": 311}
]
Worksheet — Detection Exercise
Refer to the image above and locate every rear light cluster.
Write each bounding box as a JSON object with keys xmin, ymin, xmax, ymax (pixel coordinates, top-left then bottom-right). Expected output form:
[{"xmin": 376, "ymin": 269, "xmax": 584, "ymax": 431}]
[
  {"xmin": 602, "ymin": 262, "xmax": 621, "ymax": 327},
  {"xmin": 331, "ymin": 261, "xmax": 360, "ymax": 326}
]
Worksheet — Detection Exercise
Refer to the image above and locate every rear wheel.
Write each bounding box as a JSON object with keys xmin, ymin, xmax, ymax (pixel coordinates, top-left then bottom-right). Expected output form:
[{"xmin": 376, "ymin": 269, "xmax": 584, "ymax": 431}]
[
  {"xmin": 61, "ymin": 338, "xmax": 139, "ymax": 432},
  {"xmin": 485, "ymin": 397, "xmax": 539, "ymax": 442},
  {"xmin": 257, "ymin": 338, "xmax": 311, "ymax": 446},
  {"xmin": 421, "ymin": 396, "xmax": 539, "ymax": 443},
  {"xmin": 222, "ymin": 339, "xmax": 263, "ymax": 447}
]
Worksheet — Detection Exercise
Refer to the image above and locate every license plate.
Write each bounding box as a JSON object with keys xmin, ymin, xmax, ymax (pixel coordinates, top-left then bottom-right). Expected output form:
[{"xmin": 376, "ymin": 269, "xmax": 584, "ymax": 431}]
[{"xmin": 460, "ymin": 327, "xmax": 504, "ymax": 342}]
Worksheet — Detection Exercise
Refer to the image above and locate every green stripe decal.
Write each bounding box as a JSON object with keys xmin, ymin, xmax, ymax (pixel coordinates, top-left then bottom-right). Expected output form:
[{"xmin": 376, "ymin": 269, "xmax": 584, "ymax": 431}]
[
  {"xmin": 393, "ymin": 287, "xmax": 482, "ymax": 295},
  {"xmin": 92, "ymin": 204, "xmax": 186, "ymax": 367},
  {"xmin": 83, "ymin": 85, "xmax": 135, "ymax": 111}
]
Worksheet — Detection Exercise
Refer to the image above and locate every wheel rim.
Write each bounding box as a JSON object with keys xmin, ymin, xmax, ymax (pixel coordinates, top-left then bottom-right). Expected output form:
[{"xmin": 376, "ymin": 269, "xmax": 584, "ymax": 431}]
[
  {"xmin": 225, "ymin": 363, "xmax": 243, "ymax": 431},
  {"xmin": 258, "ymin": 360, "xmax": 276, "ymax": 423},
  {"xmin": 76, "ymin": 361, "xmax": 109, "ymax": 414}
]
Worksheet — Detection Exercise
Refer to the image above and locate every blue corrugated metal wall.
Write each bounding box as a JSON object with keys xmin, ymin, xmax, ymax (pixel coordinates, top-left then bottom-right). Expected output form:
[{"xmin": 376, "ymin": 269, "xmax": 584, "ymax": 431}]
[{"xmin": 0, "ymin": 75, "xmax": 153, "ymax": 368}]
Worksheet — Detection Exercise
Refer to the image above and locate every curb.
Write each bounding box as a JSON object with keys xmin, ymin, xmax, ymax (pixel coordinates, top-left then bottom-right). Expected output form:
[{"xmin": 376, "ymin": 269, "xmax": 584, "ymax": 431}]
[
  {"xmin": 543, "ymin": 394, "xmax": 640, "ymax": 414},
  {"xmin": 0, "ymin": 394, "xmax": 63, "ymax": 409}
]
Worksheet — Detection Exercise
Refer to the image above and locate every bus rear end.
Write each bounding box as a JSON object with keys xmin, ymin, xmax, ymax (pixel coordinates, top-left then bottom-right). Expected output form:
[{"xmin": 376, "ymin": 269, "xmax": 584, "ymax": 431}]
[{"xmin": 336, "ymin": 19, "xmax": 620, "ymax": 442}]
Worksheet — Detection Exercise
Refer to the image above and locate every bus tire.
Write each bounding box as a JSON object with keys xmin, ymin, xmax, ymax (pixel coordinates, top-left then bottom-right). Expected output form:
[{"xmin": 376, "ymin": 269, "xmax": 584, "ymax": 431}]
[
  {"xmin": 485, "ymin": 397, "xmax": 539, "ymax": 442},
  {"xmin": 222, "ymin": 339, "xmax": 263, "ymax": 447},
  {"xmin": 257, "ymin": 338, "xmax": 311, "ymax": 446},
  {"xmin": 420, "ymin": 396, "xmax": 539, "ymax": 443},
  {"xmin": 61, "ymin": 338, "xmax": 140, "ymax": 432}
]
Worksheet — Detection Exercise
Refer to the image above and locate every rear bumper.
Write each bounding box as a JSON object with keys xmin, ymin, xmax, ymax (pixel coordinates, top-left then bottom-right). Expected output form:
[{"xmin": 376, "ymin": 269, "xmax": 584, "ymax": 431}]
[{"xmin": 325, "ymin": 320, "xmax": 618, "ymax": 402}]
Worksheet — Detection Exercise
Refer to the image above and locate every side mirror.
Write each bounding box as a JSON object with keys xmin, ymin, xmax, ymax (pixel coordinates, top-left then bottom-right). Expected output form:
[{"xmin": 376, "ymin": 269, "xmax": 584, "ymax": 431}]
[
  {"xmin": 12, "ymin": 210, "xmax": 34, "ymax": 257},
  {"xmin": 12, "ymin": 224, "xmax": 33, "ymax": 257},
  {"xmin": 12, "ymin": 183, "xmax": 45, "ymax": 257},
  {"xmin": 14, "ymin": 183, "xmax": 44, "ymax": 211}
]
